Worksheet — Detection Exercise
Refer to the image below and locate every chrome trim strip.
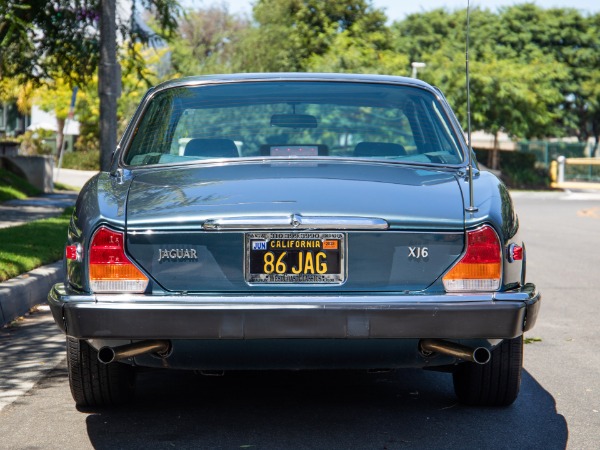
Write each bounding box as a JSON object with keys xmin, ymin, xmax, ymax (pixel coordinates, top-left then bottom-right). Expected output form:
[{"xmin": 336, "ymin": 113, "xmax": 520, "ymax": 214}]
[
  {"xmin": 49, "ymin": 283, "xmax": 539, "ymax": 305},
  {"xmin": 203, "ymin": 214, "xmax": 389, "ymax": 230},
  {"xmin": 203, "ymin": 216, "xmax": 292, "ymax": 230}
]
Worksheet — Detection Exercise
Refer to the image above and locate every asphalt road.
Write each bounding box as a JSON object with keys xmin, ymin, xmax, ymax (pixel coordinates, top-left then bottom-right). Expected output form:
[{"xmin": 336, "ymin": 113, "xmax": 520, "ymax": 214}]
[{"xmin": 0, "ymin": 190, "xmax": 598, "ymax": 449}]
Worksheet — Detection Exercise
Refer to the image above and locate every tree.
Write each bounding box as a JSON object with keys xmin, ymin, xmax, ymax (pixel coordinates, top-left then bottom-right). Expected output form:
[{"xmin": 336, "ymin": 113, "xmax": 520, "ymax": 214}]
[
  {"xmin": 0, "ymin": 0, "xmax": 178, "ymax": 85},
  {"xmin": 491, "ymin": 5, "xmax": 600, "ymax": 146},
  {"xmin": 33, "ymin": 78, "xmax": 79, "ymax": 156},
  {"xmin": 307, "ymin": 29, "xmax": 409, "ymax": 75},
  {"xmin": 391, "ymin": 7, "xmax": 499, "ymax": 64},
  {"xmin": 580, "ymin": 57, "xmax": 600, "ymax": 156},
  {"xmin": 168, "ymin": 5, "xmax": 250, "ymax": 76},
  {"xmin": 237, "ymin": 0, "xmax": 388, "ymax": 72},
  {"xmin": 0, "ymin": 1, "xmax": 98, "ymax": 86},
  {"xmin": 390, "ymin": 5, "xmax": 599, "ymax": 167},
  {"xmin": 423, "ymin": 49, "xmax": 567, "ymax": 169},
  {"xmin": 580, "ymin": 13, "xmax": 600, "ymax": 155},
  {"xmin": 1, "ymin": 0, "xmax": 180, "ymax": 170},
  {"xmin": 0, "ymin": 77, "xmax": 35, "ymax": 117},
  {"xmin": 67, "ymin": 42, "xmax": 170, "ymax": 157}
]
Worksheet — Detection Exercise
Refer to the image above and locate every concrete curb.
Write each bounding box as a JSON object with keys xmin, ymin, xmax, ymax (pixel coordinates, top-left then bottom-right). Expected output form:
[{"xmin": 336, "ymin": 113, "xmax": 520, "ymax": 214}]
[{"xmin": 0, "ymin": 261, "xmax": 63, "ymax": 327}]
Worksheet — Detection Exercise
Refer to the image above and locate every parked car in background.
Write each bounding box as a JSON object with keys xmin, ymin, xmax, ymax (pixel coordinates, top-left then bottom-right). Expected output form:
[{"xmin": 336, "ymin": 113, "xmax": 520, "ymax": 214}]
[{"xmin": 49, "ymin": 73, "xmax": 540, "ymax": 407}]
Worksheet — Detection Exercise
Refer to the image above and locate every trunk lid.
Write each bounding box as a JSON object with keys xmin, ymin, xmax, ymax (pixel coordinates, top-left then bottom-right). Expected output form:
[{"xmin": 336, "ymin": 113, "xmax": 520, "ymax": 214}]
[{"xmin": 125, "ymin": 161, "xmax": 465, "ymax": 292}]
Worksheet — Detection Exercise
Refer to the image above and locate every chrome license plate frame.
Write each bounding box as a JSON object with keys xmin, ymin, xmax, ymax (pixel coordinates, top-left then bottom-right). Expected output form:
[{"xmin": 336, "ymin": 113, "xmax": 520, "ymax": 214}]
[{"xmin": 245, "ymin": 232, "xmax": 346, "ymax": 284}]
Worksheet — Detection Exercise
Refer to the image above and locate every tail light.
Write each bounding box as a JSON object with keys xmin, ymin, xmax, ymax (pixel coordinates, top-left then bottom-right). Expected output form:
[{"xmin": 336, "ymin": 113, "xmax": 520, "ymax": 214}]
[
  {"xmin": 443, "ymin": 225, "xmax": 501, "ymax": 292},
  {"xmin": 89, "ymin": 226, "xmax": 148, "ymax": 293}
]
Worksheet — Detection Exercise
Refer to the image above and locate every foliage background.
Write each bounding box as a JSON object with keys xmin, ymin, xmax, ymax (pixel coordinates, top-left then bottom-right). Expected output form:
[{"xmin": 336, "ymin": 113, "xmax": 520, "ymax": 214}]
[{"xmin": 1, "ymin": 1, "xmax": 599, "ymax": 171}]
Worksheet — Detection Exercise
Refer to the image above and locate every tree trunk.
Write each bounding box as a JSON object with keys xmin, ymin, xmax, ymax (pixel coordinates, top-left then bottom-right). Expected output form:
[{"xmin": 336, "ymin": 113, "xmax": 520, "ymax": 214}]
[
  {"xmin": 99, "ymin": 0, "xmax": 120, "ymax": 172},
  {"xmin": 487, "ymin": 132, "xmax": 500, "ymax": 170}
]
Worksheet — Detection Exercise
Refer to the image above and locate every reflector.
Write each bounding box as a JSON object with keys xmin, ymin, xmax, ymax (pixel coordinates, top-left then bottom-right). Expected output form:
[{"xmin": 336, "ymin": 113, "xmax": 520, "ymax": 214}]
[
  {"xmin": 65, "ymin": 245, "xmax": 78, "ymax": 261},
  {"xmin": 510, "ymin": 244, "xmax": 523, "ymax": 262}
]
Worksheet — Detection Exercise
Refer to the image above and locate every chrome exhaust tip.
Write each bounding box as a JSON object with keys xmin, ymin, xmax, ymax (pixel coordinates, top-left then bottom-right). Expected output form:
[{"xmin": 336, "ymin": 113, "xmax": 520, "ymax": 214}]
[
  {"xmin": 98, "ymin": 340, "xmax": 171, "ymax": 364},
  {"xmin": 419, "ymin": 339, "xmax": 491, "ymax": 365},
  {"xmin": 472, "ymin": 346, "xmax": 492, "ymax": 365}
]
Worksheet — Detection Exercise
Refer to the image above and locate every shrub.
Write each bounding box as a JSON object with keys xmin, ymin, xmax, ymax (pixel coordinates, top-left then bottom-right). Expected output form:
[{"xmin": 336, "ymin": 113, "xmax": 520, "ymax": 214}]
[
  {"xmin": 74, "ymin": 130, "xmax": 100, "ymax": 154},
  {"xmin": 61, "ymin": 149, "xmax": 100, "ymax": 171},
  {"xmin": 17, "ymin": 130, "xmax": 55, "ymax": 155},
  {"xmin": 475, "ymin": 149, "xmax": 549, "ymax": 189}
]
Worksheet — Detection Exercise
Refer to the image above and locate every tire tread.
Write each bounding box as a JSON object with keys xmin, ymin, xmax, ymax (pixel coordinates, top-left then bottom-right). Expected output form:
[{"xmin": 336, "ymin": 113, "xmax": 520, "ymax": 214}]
[
  {"xmin": 453, "ymin": 336, "xmax": 523, "ymax": 407},
  {"xmin": 66, "ymin": 337, "xmax": 135, "ymax": 407}
]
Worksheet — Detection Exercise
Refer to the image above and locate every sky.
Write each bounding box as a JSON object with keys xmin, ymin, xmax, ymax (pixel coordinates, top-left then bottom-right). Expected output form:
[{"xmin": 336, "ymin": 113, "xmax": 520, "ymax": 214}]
[{"xmin": 183, "ymin": 0, "xmax": 600, "ymax": 21}]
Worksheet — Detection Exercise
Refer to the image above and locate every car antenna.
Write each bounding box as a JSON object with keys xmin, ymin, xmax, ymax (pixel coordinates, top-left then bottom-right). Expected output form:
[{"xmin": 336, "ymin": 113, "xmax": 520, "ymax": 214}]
[{"xmin": 465, "ymin": 0, "xmax": 478, "ymax": 213}]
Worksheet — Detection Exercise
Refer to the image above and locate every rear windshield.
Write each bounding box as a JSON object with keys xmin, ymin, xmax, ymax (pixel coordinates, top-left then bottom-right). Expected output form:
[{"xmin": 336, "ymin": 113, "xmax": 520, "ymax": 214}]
[{"xmin": 124, "ymin": 81, "xmax": 464, "ymax": 166}]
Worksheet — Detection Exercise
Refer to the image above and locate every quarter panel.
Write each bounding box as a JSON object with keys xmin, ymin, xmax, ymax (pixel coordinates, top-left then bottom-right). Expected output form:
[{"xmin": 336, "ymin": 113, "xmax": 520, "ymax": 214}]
[
  {"xmin": 66, "ymin": 172, "xmax": 132, "ymax": 292},
  {"xmin": 461, "ymin": 170, "xmax": 522, "ymax": 289}
]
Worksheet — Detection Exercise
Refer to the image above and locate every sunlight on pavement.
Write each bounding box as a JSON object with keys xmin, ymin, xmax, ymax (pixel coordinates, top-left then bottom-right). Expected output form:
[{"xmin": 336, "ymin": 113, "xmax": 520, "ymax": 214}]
[
  {"xmin": 577, "ymin": 207, "xmax": 600, "ymax": 218},
  {"xmin": 0, "ymin": 305, "xmax": 65, "ymax": 412}
]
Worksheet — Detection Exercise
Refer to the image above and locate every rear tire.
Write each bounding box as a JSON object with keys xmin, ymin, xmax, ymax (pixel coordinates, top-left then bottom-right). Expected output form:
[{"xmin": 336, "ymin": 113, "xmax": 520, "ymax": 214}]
[
  {"xmin": 452, "ymin": 335, "xmax": 523, "ymax": 406},
  {"xmin": 66, "ymin": 337, "xmax": 135, "ymax": 407}
]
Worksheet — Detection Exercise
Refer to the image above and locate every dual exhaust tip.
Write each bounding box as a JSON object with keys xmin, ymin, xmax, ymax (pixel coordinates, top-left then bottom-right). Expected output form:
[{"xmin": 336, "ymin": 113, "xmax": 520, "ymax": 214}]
[{"xmin": 97, "ymin": 338, "xmax": 491, "ymax": 366}]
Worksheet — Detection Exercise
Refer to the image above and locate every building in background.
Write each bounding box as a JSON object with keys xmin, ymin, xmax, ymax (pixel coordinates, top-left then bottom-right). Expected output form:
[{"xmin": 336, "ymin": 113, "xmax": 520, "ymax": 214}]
[{"xmin": 0, "ymin": 102, "xmax": 30, "ymax": 138}]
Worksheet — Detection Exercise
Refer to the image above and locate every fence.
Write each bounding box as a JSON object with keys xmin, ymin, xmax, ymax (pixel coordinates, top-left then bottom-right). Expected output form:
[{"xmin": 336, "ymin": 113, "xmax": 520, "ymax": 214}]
[
  {"xmin": 550, "ymin": 156, "xmax": 600, "ymax": 190},
  {"xmin": 518, "ymin": 140, "xmax": 590, "ymax": 168}
]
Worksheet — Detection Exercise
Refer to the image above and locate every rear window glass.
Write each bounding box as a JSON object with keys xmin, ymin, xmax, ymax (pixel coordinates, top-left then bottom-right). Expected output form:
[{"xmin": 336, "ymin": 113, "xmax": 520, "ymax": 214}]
[{"xmin": 124, "ymin": 81, "xmax": 464, "ymax": 166}]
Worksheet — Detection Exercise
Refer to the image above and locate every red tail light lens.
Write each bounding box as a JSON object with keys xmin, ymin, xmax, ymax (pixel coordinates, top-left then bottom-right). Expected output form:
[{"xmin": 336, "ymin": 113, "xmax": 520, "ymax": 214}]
[
  {"xmin": 89, "ymin": 226, "xmax": 148, "ymax": 293},
  {"xmin": 443, "ymin": 225, "xmax": 501, "ymax": 292}
]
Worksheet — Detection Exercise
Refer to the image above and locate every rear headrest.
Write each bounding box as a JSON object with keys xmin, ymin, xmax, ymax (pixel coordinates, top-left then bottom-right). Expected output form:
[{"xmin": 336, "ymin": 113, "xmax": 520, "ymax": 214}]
[
  {"xmin": 184, "ymin": 139, "xmax": 239, "ymax": 158},
  {"xmin": 353, "ymin": 142, "xmax": 406, "ymax": 157}
]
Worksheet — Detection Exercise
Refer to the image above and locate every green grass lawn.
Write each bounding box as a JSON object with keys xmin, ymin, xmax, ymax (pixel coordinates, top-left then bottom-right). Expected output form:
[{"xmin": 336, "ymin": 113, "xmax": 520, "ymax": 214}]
[
  {"xmin": 0, "ymin": 168, "xmax": 41, "ymax": 202},
  {"xmin": 54, "ymin": 181, "xmax": 79, "ymax": 192},
  {"xmin": 0, "ymin": 207, "xmax": 73, "ymax": 282}
]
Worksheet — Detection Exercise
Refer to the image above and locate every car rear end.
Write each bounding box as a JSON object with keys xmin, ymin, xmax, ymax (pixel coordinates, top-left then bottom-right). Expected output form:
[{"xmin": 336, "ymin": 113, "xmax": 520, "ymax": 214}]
[{"xmin": 48, "ymin": 74, "xmax": 540, "ymax": 407}]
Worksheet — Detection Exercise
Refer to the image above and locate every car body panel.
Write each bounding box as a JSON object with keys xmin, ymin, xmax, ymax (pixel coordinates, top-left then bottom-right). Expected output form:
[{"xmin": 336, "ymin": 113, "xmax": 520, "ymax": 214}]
[
  {"xmin": 125, "ymin": 162, "xmax": 465, "ymax": 231},
  {"xmin": 124, "ymin": 162, "xmax": 466, "ymax": 293}
]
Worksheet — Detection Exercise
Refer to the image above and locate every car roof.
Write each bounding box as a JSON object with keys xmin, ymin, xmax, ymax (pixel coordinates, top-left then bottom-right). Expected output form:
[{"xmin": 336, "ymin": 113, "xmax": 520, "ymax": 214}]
[{"xmin": 153, "ymin": 72, "xmax": 435, "ymax": 93}]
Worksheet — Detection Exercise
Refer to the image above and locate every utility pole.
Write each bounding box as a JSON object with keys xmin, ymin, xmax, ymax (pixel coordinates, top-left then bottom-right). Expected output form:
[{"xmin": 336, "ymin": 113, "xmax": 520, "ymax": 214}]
[{"xmin": 99, "ymin": 0, "xmax": 120, "ymax": 172}]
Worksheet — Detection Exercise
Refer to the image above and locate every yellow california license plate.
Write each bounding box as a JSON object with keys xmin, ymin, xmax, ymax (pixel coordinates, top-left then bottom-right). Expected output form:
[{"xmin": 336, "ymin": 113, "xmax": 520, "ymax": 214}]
[{"xmin": 245, "ymin": 232, "xmax": 346, "ymax": 284}]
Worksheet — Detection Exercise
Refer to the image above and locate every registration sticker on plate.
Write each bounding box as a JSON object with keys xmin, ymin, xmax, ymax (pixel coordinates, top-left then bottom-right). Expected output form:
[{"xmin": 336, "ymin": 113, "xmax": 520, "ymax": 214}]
[{"xmin": 245, "ymin": 232, "xmax": 346, "ymax": 284}]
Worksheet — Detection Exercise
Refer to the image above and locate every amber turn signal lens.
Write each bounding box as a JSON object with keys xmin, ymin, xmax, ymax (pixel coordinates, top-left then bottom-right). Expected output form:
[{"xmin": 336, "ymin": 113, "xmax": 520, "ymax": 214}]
[{"xmin": 443, "ymin": 225, "xmax": 501, "ymax": 292}]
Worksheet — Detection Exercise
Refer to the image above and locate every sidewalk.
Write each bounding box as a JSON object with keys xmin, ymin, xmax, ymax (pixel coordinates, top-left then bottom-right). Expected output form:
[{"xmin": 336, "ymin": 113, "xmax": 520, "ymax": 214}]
[
  {"xmin": 0, "ymin": 169, "xmax": 97, "ymax": 327},
  {"xmin": 0, "ymin": 192, "xmax": 79, "ymax": 228}
]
